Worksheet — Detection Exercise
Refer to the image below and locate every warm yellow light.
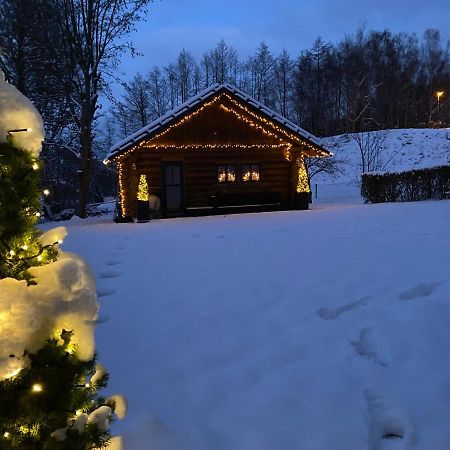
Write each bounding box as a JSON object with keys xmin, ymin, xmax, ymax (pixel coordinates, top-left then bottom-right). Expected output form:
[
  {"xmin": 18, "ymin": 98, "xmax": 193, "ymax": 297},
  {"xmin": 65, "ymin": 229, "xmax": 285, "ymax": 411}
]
[
  {"xmin": 58, "ymin": 239, "xmax": 64, "ymax": 244},
  {"xmin": 296, "ymin": 157, "xmax": 311, "ymax": 193},
  {"xmin": 37, "ymin": 255, "xmax": 43, "ymax": 262},
  {"xmin": 27, "ymin": 128, "xmax": 32, "ymax": 132},
  {"xmin": 22, "ymin": 244, "xmax": 28, "ymax": 250},
  {"xmin": 75, "ymin": 409, "xmax": 83, "ymax": 416},
  {"xmin": 3, "ymin": 432, "xmax": 10, "ymax": 438},
  {"xmin": 9, "ymin": 250, "xmax": 15, "ymax": 256},
  {"xmin": 137, "ymin": 174, "xmax": 149, "ymax": 201},
  {"xmin": 35, "ymin": 212, "xmax": 41, "ymax": 217},
  {"xmin": 32, "ymin": 162, "xmax": 39, "ymax": 170},
  {"xmin": 436, "ymin": 91, "xmax": 444, "ymax": 99},
  {"xmin": 7, "ymin": 368, "xmax": 22, "ymax": 378},
  {"xmin": 85, "ymin": 382, "xmax": 91, "ymax": 388},
  {"xmin": 43, "ymin": 189, "xmax": 50, "ymax": 196},
  {"xmin": 32, "ymin": 383, "xmax": 43, "ymax": 393}
]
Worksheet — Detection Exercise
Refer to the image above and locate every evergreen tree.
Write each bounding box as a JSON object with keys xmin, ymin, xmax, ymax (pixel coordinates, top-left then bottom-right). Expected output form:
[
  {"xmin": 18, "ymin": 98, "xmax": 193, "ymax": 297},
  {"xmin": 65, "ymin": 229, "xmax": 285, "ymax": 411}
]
[
  {"xmin": 0, "ymin": 137, "xmax": 116, "ymax": 449},
  {"xmin": 0, "ymin": 79, "xmax": 121, "ymax": 448}
]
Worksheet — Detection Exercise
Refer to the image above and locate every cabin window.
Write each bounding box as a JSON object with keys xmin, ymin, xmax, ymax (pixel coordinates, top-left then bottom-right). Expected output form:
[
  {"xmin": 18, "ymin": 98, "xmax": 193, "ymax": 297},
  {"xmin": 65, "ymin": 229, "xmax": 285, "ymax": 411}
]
[
  {"xmin": 217, "ymin": 165, "xmax": 236, "ymax": 183},
  {"xmin": 241, "ymin": 164, "xmax": 260, "ymax": 182}
]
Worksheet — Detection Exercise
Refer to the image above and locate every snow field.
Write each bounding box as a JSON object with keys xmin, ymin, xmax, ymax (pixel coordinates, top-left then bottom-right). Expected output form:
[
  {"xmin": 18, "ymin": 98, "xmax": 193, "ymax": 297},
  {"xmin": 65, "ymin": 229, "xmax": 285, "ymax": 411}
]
[{"xmin": 47, "ymin": 199, "xmax": 450, "ymax": 450}]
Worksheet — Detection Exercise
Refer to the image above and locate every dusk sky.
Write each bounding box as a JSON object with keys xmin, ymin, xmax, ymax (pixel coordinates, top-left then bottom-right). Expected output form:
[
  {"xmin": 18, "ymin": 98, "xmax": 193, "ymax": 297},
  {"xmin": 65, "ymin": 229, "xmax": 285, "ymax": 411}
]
[{"xmin": 117, "ymin": 0, "xmax": 450, "ymax": 78}]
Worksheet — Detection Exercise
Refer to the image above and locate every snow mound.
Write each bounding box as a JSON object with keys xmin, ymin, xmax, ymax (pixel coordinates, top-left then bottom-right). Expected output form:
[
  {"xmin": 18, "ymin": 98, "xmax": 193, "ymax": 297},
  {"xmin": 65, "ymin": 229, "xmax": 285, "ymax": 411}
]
[
  {"xmin": 352, "ymin": 327, "xmax": 390, "ymax": 367},
  {"xmin": 0, "ymin": 71, "xmax": 45, "ymax": 157},
  {"xmin": 0, "ymin": 229, "xmax": 98, "ymax": 381},
  {"xmin": 365, "ymin": 390, "xmax": 416, "ymax": 450}
]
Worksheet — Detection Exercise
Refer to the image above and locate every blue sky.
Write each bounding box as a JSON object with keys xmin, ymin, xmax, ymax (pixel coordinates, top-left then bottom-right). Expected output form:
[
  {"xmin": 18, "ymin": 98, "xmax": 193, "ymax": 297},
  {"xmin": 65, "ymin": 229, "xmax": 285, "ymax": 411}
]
[{"xmin": 117, "ymin": 0, "xmax": 449, "ymax": 77}]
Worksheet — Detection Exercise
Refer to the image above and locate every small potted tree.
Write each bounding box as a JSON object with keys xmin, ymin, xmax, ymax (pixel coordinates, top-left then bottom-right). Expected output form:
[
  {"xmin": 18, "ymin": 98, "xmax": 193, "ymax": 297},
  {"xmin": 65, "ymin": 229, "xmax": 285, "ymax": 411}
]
[{"xmin": 136, "ymin": 174, "xmax": 150, "ymax": 222}]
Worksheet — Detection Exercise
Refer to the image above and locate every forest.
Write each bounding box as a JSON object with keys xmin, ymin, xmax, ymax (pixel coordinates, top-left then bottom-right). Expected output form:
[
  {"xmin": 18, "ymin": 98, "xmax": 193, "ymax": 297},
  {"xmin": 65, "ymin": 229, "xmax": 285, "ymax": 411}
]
[{"xmin": 0, "ymin": 0, "xmax": 449, "ymax": 216}]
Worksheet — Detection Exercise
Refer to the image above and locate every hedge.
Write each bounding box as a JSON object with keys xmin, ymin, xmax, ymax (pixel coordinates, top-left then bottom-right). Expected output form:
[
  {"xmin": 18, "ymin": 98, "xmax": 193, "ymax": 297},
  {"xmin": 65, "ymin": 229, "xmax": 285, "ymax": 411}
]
[{"xmin": 361, "ymin": 165, "xmax": 450, "ymax": 203}]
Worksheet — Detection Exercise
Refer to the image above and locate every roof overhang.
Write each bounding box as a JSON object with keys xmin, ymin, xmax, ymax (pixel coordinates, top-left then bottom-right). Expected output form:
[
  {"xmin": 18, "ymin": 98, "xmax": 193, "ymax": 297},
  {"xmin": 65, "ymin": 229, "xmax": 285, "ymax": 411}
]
[{"xmin": 105, "ymin": 83, "xmax": 332, "ymax": 163}]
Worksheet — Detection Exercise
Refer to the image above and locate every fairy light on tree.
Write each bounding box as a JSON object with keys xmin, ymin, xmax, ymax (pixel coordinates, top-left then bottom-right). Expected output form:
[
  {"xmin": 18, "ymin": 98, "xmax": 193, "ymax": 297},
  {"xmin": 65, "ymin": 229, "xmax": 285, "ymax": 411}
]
[
  {"xmin": 0, "ymin": 73, "xmax": 125, "ymax": 448},
  {"xmin": 137, "ymin": 174, "xmax": 149, "ymax": 201}
]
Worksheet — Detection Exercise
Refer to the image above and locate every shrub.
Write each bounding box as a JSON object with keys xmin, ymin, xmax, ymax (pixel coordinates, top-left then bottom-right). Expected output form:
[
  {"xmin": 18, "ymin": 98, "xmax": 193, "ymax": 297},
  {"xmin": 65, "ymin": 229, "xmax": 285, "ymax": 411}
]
[{"xmin": 361, "ymin": 165, "xmax": 450, "ymax": 203}]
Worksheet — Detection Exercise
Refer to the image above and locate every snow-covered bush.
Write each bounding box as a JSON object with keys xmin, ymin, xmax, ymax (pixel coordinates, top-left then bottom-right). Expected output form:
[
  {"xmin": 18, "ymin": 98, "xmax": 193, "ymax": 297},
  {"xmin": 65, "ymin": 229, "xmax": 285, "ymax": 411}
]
[{"xmin": 361, "ymin": 165, "xmax": 450, "ymax": 203}]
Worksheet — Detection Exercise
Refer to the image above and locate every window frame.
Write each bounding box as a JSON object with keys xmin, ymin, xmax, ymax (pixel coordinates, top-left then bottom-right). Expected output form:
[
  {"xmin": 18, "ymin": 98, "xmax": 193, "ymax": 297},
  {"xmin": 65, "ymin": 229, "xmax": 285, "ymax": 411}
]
[
  {"xmin": 241, "ymin": 163, "xmax": 261, "ymax": 182},
  {"xmin": 217, "ymin": 164, "xmax": 237, "ymax": 183}
]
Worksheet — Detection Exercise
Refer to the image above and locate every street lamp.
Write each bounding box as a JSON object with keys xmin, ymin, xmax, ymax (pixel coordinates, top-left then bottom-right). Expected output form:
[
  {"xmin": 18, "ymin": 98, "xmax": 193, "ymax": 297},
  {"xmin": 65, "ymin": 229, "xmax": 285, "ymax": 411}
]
[{"xmin": 436, "ymin": 91, "xmax": 444, "ymax": 115}]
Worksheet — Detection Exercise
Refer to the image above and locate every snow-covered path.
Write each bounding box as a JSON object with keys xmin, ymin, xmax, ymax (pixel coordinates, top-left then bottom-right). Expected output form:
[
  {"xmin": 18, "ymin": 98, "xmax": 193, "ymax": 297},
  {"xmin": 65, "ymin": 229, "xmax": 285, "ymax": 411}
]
[{"xmin": 52, "ymin": 201, "xmax": 450, "ymax": 449}]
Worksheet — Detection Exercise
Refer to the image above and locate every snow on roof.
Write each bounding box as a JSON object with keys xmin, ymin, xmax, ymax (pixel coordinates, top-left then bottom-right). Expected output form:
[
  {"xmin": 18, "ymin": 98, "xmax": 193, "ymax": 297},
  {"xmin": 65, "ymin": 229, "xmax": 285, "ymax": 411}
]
[{"xmin": 106, "ymin": 83, "xmax": 330, "ymax": 160}]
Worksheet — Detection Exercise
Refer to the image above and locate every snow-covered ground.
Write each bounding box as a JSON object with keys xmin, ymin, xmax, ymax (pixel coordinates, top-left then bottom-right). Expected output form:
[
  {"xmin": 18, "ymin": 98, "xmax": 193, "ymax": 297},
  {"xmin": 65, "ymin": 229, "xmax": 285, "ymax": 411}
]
[
  {"xmin": 313, "ymin": 128, "xmax": 450, "ymax": 204},
  {"xmin": 43, "ymin": 198, "xmax": 450, "ymax": 450}
]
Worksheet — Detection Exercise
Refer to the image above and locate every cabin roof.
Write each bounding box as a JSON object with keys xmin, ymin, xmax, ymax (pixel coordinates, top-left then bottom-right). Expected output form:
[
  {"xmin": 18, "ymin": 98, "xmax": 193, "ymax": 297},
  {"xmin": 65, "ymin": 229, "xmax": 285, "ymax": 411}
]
[{"xmin": 106, "ymin": 83, "xmax": 331, "ymax": 161}]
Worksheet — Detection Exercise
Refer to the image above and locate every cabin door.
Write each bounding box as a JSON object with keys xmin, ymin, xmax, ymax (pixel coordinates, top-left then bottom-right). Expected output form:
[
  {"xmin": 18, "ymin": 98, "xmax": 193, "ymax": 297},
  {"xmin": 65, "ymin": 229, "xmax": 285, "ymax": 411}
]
[{"xmin": 162, "ymin": 162, "xmax": 184, "ymax": 213}]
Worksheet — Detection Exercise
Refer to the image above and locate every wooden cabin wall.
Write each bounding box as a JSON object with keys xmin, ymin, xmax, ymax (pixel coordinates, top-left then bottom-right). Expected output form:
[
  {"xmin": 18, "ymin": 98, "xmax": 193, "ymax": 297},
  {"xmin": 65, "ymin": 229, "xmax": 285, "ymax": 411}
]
[
  {"xmin": 120, "ymin": 147, "xmax": 293, "ymax": 215},
  {"xmin": 116, "ymin": 96, "xmax": 310, "ymax": 216}
]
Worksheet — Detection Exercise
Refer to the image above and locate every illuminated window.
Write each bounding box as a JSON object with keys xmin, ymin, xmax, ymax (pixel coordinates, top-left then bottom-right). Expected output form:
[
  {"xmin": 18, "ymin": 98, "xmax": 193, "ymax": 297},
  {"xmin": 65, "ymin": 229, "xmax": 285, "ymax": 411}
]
[
  {"xmin": 217, "ymin": 165, "xmax": 236, "ymax": 183},
  {"xmin": 241, "ymin": 164, "xmax": 260, "ymax": 182}
]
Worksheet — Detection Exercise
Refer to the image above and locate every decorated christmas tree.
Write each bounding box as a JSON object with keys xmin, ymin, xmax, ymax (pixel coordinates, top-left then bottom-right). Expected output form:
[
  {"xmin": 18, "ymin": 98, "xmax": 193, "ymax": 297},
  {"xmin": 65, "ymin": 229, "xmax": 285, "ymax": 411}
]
[{"xmin": 0, "ymin": 74, "xmax": 125, "ymax": 448}]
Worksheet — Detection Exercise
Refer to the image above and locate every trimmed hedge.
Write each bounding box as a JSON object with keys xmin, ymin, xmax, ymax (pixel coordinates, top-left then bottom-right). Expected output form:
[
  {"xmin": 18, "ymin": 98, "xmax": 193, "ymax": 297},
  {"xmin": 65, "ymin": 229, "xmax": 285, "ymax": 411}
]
[{"xmin": 361, "ymin": 165, "xmax": 450, "ymax": 203}]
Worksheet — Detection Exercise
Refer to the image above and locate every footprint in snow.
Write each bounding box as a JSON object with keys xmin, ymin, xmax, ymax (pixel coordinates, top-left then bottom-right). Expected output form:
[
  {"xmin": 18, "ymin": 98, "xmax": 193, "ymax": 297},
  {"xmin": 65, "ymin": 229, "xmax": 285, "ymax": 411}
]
[
  {"xmin": 398, "ymin": 282, "xmax": 440, "ymax": 301},
  {"xmin": 97, "ymin": 288, "xmax": 117, "ymax": 298},
  {"xmin": 351, "ymin": 327, "xmax": 390, "ymax": 367},
  {"xmin": 317, "ymin": 296, "xmax": 370, "ymax": 320},
  {"xmin": 98, "ymin": 270, "xmax": 122, "ymax": 279},
  {"xmin": 105, "ymin": 260, "xmax": 123, "ymax": 266},
  {"xmin": 365, "ymin": 389, "xmax": 416, "ymax": 450}
]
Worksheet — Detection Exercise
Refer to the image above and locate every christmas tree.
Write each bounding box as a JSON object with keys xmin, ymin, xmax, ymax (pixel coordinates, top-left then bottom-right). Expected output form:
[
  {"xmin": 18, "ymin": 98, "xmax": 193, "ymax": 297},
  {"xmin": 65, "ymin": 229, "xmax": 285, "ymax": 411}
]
[
  {"xmin": 137, "ymin": 174, "xmax": 149, "ymax": 201},
  {"xmin": 0, "ymin": 74, "xmax": 125, "ymax": 448}
]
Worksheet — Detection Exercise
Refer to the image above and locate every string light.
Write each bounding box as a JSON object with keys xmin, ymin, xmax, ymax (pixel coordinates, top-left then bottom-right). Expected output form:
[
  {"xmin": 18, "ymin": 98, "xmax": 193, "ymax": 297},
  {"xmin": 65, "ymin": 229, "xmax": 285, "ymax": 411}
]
[
  {"xmin": 137, "ymin": 174, "xmax": 149, "ymax": 201},
  {"xmin": 3, "ymin": 432, "xmax": 9, "ymax": 438},
  {"xmin": 6, "ymin": 367, "xmax": 22, "ymax": 379},
  {"xmin": 43, "ymin": 189, "xmax": 50, "ymax": 196},
  {"xmin": 32, "ymin": 162, "xmax": 39, "ymax": 171},
  {"xmin": 296, "ymin": 156, "xmax": 310, "ymax": 193},
  {"xmin": 32, "ymin": 383, "xmax": 43, "ymax": 393},
  {"xmin": 37, "ymin": 255, "xmax": 43, "ymax": 262},
  {"xmin": 110, "ymin": 92, "xmax": 329, "ymax": 214},
  {"xmin": 22, "ymin": 244, "xmax": 28, "ymax": 250}
]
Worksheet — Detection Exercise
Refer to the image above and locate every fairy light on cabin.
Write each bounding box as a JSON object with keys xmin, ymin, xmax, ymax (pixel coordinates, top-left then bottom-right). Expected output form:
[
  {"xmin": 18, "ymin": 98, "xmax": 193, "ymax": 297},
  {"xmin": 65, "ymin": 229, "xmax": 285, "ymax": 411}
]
[{"xmin": 108, "ymin": 90, "xmax": 330, "ymax": 214}]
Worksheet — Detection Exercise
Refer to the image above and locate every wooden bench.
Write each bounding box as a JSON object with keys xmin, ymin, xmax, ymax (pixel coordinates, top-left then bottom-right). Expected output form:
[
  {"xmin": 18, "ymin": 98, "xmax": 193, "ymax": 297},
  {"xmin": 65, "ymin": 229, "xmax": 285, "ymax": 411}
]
[{"xmin": 208, "ymin": 192, "xmax": 284, "ymax": 208}]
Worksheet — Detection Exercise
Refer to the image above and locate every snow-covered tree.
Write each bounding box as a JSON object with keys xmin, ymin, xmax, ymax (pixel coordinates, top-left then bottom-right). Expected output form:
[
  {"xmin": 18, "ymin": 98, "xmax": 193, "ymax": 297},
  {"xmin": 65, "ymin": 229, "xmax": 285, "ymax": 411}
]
[{"xmin": 0, "ymin": 74, "xmax": 125, "ymax": 449}]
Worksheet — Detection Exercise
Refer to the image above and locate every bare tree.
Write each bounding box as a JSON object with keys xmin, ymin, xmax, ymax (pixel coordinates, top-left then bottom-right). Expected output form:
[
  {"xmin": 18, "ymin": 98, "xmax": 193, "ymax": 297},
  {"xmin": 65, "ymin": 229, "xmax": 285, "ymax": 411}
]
[
  {"xmin": 307, "ymin": 156, "xmax": 346, "ymax": 179},
  {"xmin": 148, "ymin": 66, "xmax": 169, "ymax": 119},
  {"xmin": 56, "ymin": 0, "xmax": 153, "ymax": 218},
  {"xmin": 350, "ymin": 129, "xmax": 388, "ymax": 173},
  {"xmin": 275, "ymin": 49, "xmax": 293, "ymax": 118},
  {"xmin": 122, "ymin": 73, "xmax": 151, "ymax": 129}
]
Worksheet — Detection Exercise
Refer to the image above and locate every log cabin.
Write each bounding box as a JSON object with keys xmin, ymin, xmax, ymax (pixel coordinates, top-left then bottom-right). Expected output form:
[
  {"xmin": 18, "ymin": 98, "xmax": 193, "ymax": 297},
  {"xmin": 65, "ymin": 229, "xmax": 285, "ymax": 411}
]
[{"xmin": 105, "ymin": 83, "xmax": 331, "ymax": 220}]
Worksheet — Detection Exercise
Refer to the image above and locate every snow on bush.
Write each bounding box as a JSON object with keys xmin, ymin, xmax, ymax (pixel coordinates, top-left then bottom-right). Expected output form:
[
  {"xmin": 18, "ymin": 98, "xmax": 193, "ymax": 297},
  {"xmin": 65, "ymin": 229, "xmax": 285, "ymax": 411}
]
[
  {"xmin": 0, "ymin": 231, "xmax": 99, "ymax": 381},
  {"xmin": 0, "ymin": 71, "xmax": 45, "ymax": 157}
]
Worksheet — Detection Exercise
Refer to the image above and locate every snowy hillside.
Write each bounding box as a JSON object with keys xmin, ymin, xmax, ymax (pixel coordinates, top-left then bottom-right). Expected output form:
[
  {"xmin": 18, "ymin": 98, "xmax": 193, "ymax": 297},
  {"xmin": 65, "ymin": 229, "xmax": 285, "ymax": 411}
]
[
  {"xmin": 317, "ymin": 128, "xmax": 450, "ymax": 184},
  {"xmin": 311, "ymin": 128, "xmax": 450, "ymax": 205},
  {"xmin": 42, "ymin": 200, "xmax": 450, "ymax": 450}
]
